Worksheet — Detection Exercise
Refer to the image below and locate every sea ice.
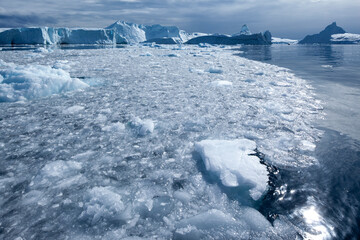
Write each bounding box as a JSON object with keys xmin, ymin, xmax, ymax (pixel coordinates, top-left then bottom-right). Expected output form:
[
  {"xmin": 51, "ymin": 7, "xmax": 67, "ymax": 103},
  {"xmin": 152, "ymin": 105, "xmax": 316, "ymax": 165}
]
[
  {"xmin": 0, "ymin": 44, "xmax": 323, "ymax": 239},
  {"xmin": 195, "ymin": 139, "xmax": 269, "ymax": 200}
]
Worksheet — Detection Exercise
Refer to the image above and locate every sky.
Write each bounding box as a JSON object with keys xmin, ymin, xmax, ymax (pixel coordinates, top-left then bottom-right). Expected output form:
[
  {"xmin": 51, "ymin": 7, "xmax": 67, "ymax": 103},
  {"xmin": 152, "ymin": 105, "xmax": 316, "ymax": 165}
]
[{"xmin": 0, "ymin": 0, "xmax": 359, "ymax": 39}]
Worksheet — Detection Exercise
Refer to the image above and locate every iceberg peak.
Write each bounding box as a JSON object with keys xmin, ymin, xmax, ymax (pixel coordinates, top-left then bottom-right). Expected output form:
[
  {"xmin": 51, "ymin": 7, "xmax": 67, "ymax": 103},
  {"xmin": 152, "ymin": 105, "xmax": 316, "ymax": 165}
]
[
  {"xmin": 232, "ymin": 24, "xmax": 252, "ymax": 36},
  {"xmin": 240, "ymin": 24, "xmax": 251, "ymax": 35}
]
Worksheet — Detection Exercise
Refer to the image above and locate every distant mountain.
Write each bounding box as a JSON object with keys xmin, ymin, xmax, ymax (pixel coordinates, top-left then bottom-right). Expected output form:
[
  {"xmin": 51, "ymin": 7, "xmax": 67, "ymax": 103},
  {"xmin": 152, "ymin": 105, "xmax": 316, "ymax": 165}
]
[{"xmin": 299, "ymin": 22, "xmax": 346, "ymax": 44}]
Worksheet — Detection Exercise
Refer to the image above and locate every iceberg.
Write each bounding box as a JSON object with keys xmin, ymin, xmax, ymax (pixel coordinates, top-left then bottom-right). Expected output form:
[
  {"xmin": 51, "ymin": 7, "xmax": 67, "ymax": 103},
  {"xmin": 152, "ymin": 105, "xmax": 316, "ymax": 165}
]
[
  {"xmin": 195, "ymin": 139, "xmax": 269, "ymax": 200},
  {"xmin": 0, "ymin": 27, "xmax": 115, "ymax": 45},
  {"xmin": 299, "ymin": 22, "xmax": 346, "ymax": 44},
  {"xmin": 186, "ymin": 31, "xmax": 272, "ymax": 45},
  {"xmin": 272, "ymin": 37, "xmax": 298, "ymax": 45},
  {"xmin": 0, "ymin": 20, "xmax": 274, "ymax": 46},
  {"xmin": 105, "ymin": 20, "xmax": 188, "ymax": 44},
  {"xmin": 331, "ymin": 33, "xmax": 360, "ymax": 44}
]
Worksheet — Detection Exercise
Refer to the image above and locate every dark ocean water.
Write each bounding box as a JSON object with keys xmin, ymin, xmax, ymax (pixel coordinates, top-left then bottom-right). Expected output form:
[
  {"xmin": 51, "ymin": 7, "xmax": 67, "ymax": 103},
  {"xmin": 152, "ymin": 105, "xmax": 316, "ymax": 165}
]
[{"xmin": 236, "ymin": 44, "xmax": 360, "ymax": 239}]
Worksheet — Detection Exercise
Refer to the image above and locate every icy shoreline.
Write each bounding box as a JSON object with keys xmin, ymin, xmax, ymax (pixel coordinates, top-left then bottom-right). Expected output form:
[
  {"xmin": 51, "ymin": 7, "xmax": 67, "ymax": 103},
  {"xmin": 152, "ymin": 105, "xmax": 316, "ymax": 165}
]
[{"xmin": 0, "ymin": 45, "xmax": 323, "ymax": 239}]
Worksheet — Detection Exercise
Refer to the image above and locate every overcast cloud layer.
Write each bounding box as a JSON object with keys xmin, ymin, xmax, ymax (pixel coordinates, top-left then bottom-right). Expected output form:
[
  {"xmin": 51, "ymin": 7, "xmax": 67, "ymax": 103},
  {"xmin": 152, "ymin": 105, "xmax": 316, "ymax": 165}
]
[{"xmin": 0, "ymin": 0, "xmax": 359, "ymax": 39}]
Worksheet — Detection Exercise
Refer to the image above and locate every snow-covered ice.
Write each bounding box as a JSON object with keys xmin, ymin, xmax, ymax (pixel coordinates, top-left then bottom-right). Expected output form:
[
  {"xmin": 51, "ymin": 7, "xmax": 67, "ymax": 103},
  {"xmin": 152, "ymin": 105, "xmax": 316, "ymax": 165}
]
[{"xmin": 0, "ymin": 44, "xmax": 323, "ymax": 239}]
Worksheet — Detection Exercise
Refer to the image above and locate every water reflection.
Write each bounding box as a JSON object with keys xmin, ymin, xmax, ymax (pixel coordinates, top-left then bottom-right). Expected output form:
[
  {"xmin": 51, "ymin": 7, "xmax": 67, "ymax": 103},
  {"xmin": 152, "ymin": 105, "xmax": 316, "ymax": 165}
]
[
  {"xmin": 237, "ymin": 45, "xmax": 360, "ymax": 238},
  {"xmin": 296, "ymin": 197, "xmax": 335, "ymax": 239},
  {"xmin": 302, "ymin": 45, "xmax": 344, "ymax": 67},
  {"xmin": 235, "ymin": 45, "xmax": 272, "ymax": 61},
  {"xmin": 235, "ymin": 44, "xmax": 347, "ymax": 68}
]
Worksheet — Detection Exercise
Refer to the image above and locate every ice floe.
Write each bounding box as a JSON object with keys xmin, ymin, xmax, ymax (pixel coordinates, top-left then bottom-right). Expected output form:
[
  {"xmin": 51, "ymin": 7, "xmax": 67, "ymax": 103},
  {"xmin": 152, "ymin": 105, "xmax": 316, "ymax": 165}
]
[{"xmin": 195, "ymin": 139, "xmax": 268, "ymax": 200}]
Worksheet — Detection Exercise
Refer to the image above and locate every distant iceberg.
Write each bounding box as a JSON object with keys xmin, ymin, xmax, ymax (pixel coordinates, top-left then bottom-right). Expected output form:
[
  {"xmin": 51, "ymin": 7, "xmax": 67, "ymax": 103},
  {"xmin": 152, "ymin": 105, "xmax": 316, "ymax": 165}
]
[
  {"xmin": 0, "ymin": 20, "xmax": 275, "ymax": 45},
  {"xmin": 331, "ymin": 33, "xmax": 360, "ymax": 44},
  {"xmin": 186, "ymin": 31, "xmax": 272, "ymax": 45},
  {"xmin": 272, "ymin": 37, "xmax": 298, "ymax": 45},
  {"xmin": 299, "ymin": 22, "xmax": 346, "ymax": 44},
  {"xmin": 0, "ymin": 21, "xmax": 190, "ymax": 45},
  {"xmin": 0, "ymin": 27, "xmax": 115, "ymax": 45},
  {"xmin": 105, "ymin": 20, "xmax": 188, "ymax": 44}
]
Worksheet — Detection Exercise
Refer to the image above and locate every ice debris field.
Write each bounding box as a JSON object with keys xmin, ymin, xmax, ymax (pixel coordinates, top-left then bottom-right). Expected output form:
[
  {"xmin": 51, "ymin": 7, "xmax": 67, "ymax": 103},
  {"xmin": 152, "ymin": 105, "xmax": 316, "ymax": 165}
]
[{"xmin": 0, "ymin": 44, "xmax": 323, "ymax": 239}]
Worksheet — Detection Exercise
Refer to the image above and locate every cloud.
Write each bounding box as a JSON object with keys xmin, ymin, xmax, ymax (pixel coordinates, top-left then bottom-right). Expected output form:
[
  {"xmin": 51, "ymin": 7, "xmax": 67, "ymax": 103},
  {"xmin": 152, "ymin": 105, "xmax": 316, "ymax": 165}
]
[
  {"xmin": 0, "ymin": 13, "xmax": 57, "ymax": 28},
  {"xmin": 0, "ymin": 0, "xmax": 359, "ymax": 38}
]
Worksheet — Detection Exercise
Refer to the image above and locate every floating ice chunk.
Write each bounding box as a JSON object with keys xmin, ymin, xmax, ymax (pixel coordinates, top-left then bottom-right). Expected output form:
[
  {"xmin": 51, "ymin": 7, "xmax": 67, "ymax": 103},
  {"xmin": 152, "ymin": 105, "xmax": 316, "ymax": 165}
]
[
  {"xmin": 0, "ymin": 61, "xmax": 88, "ymax": 102},
  {"xmin": 207, "ymin": 68, "xmax": 223, "ymax": 74},
  {"xmin": 129, "ymin": 117, "xmax": 155, "ymax": 136},
  {"xmin": 321, "ymin": 65, "xmax": 333, "ymax": 69},
  {"xmin": 177, "ymin": 209, "xmax": 237, "ymax": 230},
  {"xmin": 212, "ymin": 80, "xmax": 232, "ymax": 86},
  {"xmin": 195, "ymin": 139, "xmax": 268, "ymax": 200},
  {"xmin": 63, "ymin": 105, "xmax": 84, "ymax": 114},
  {"xmin": 32, "ymin": 160, "xmax": 84, "ymax": 189},
  {"xmin": 40, "ymin": 160, "xmax": 82, "ymax": 178},
  {"xmin": 241, "ymin": 207, "xmax": 272, "ymax": 231},
  {"xmin": 81, "ymin": 186, "xmax": 129, "ymax": 225},
  {"xmin": 102, "ymin": 122, "xmax": 126, "ymax": 132}
]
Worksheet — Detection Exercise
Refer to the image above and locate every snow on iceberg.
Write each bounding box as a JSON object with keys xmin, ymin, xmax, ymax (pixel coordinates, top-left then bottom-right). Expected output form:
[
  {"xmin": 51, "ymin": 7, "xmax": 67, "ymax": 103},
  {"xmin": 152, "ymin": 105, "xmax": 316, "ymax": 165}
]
[
  {"xmin": 195, "ymin": 139, "xmax": 268, "ymax": 200},
  {"xmin": 0, "ymin": 60, "xmax": 88, "ymax": 102}
]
